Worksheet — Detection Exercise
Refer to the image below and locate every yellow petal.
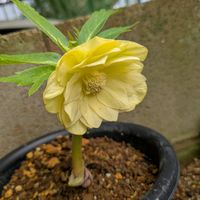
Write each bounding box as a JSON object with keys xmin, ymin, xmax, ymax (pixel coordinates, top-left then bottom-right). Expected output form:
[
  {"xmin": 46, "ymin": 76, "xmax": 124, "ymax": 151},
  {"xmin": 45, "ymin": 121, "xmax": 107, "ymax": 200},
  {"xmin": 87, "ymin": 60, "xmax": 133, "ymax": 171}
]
[
  {"xmin": 44, "ymin": 95, "xmax": 63, "ymax": 113},
  {"xmin": 88, "ymin": 96, "xmax": 118, "ymax": 121},
  {"xmin": 120, "ymin": 72, "xmax": 147, "ymax": 88},
  {"xmin": 107, "ymin": 55, "xmax": 140, "ymax": 66},
  {"xmin": 80, "ymin": 96, "xmax": 102, "ymax": 128},
  {"xmin": 64, "ymin": 100, "xmax": 81, "ymax": 122},
  {"xmin": 128, "ymin": 80, "xmax": 147, "ymax": 109},
  {"xmin": 125, "ymin": 85, "xmax": 147, "ymax": 111},
  {"xmin": 79, "ymin": 37, "xmax": 118, "ymax": 56},
  {"xmin": 64, "ymin": 73, "xmax": 82, "ymax": 103},
  {"xmin": 56, "ymin": 49, "xmax": 87, "ymax": 85},
  {"xmin": 43, "ymin": 71, "xmax": 64, "ymax": 99},
  {"xmin": 116, "ymin": 73, "xmax": 147, "ymax": 111},
  {"xmin": 67, "ymin": 120, "xmax": 87, "ymax": 135},
  {"xmin": 83, "ymin": 55, "xmax": 108, "ymax": 67},
  {"xmin": 119, "ymin": 40, "xmax": 148, "ymax": 61},
  {"xmin": 97, "ymin": 79, "xmax": 129, "ymax": 110},
  {"xmin": 60, "ymin": 105, "xmax": 75, "ymax": 128},
  {"xmin": 57, "ymin": 98, "xmax": 64, "ymax": 125},
  {"xmin": 72, "ymin": 38, "xmax": 120, "ymax": 70},
  {"xmin": 80, "ymin": 117, "xmax": 92, "ymax": 128},
  {"xmin": 90, "ymin": 37, "xmax": 119, "ymax": 56},
  {"xmin": 104, "ymin": 61, "xmax": 144, "ymax": 77}
]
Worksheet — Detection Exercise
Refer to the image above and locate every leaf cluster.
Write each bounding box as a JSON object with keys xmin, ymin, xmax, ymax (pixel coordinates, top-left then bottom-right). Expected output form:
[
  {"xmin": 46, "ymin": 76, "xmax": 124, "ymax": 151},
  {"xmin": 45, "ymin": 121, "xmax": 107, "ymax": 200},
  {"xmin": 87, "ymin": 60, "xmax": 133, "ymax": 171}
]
[{"xmin": 0, "ymin": 65, "xmax": 55, "ymax": 96}]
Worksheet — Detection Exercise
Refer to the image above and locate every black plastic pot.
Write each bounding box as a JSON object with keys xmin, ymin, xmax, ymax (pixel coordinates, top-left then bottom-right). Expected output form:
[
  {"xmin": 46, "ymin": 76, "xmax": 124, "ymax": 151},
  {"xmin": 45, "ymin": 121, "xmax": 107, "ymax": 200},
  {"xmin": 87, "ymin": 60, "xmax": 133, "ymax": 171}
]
[{"xmin": 0, "ymin": 122, "xmax": 179, "ymax": 200}]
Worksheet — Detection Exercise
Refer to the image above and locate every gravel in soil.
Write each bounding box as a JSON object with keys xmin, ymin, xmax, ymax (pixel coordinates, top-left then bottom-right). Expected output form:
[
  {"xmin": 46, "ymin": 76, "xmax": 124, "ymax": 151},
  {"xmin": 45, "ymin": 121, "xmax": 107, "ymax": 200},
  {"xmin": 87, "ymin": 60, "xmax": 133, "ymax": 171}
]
[
  {"xmin": 174, "ymin": 158, "xmax": 200, "ymax": 200},
  {"xmin": 0, "ymin": 136, "xmax": 157, "ymax": 200}
]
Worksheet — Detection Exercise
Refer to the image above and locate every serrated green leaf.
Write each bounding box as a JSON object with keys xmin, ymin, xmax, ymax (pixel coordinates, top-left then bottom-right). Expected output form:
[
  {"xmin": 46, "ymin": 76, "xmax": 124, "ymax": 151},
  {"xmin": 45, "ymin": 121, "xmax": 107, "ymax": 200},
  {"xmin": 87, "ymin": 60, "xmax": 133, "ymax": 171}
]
[
  {"xmin": 0, "ymin": 65, "xmax": 55, "ymax": 95},
  {"xmin": 77, "ymin": 9, "xmax": 117, "ymax": 44},
  {"xmin": 28, "ymin": 73, "xmax": 48, "ymax": 96},
  {"xmin": 98, "ymin": 25, "xmax": 133, "ymax": 39},
  {"xmin": 67, "ymin": 31, "xmax": 75, "ymax": 41},
  {"xmin": 0, "ymin": 52, "xmax": 61, "ymax": 65},
  {"xmin": 12, "ymin": 0, "xmax": 69, "ymax": 52},
  {"xmin": 72, "ymin": 26, "xmax": 80, "ymax": 39}
]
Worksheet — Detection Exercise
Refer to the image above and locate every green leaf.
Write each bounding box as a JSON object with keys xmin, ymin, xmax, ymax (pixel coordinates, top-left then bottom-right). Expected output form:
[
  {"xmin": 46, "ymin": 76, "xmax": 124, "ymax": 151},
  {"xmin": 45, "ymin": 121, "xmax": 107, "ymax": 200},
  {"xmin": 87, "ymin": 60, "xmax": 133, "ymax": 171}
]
[
  {"xmin": 77, "ymin": 9, "xmax": 117, "ymax": 44},
  {"xmin": 12, "ymin": 0, "xmax": 69, "ymax": 52},
  {"xmin": 0, "ymin": 52, "xmax": 61, "ymax": 65},
  {"xmin": 98, "ymin": 25, "xmax": 133, "ymax": 39},
  {"xmin": 72, "ymin": 26, "xmax": 80, "ymax": 39},
  {"xmin": 28, "ymin": 73, "xmax": 48, "ymax": 96},
  {"xmin": 0, "ymin": 65, "xmax": 55, "ymax": 96}
]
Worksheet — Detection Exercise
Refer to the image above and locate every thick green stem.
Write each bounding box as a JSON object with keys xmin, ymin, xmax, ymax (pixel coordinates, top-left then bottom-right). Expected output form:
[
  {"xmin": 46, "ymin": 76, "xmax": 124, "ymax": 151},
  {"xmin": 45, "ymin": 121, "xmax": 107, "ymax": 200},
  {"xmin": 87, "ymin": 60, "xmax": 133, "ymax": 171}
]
[
  {"xmin": 72, "ymin": 135, "xmax": 84, "ymax": 177},
  {"xmin": 68, "ymin": 134, "xmax": 85, "ymax": 187}
]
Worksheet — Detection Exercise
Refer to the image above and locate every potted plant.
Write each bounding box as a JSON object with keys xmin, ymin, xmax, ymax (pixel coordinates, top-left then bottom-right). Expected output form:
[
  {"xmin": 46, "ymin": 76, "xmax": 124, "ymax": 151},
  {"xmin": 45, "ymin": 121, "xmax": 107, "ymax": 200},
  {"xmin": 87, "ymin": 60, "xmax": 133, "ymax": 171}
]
[{"xmin": 0, "ymin": 0, "xmax": 179, "ymax": 199}]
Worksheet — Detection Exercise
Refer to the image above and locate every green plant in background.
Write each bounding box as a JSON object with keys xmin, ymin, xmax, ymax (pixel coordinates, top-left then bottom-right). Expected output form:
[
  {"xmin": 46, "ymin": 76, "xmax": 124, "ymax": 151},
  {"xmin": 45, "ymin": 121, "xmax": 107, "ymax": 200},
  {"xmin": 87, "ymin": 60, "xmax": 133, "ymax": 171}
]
[
  {"xmin": 32, "ymin": 0, "xmax": 117, "ymax": 19},
  {"xmin": 0, "ymin": 0, "xmax": 148, "ymax": 187}
]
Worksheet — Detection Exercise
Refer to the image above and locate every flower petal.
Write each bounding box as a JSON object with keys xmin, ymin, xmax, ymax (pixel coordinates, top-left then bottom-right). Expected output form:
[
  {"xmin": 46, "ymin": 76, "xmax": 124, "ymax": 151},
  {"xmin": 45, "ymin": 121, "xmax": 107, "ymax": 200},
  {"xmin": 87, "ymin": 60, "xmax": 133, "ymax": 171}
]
[
  {"xmin": 125, "ymin": 83, "xmax": 147, "ymax": 111},
  {"xmin": 80, "ymin": 117, "xmax": 92, "ymax": 128},
  {"xmin": 64, "ymin": 73, "xmax": 82, "ymax": 103},
  {"xmin": 104, "ymin": 61, "xmax": 144, "ymax": 77},
  {"xmin": 80, "ymin": 37, "xmax": 119, "ymax": 56},
  {"xmin": 43, "ymin": 71, "xmax": 64, "ymax": 99},
  {"xmin": 56, "ymin": 49, "xmax": 87, "ymax": 85},
  {"xmin": 67, "ymin": 120, "xmax": 87, "ymax": 135},
  {"xmin": 88, "ymin": 96, "xmax": 118, "ymax": 121},
  {"xmin": 83, "ymin": 55, "xmax": 108, "ymax": 67},
  {"xmin": 64, "ymin": 100, "xmax": 81, "ymax": 122},
  {"xmin": 44, "ymin": 95, "xmax": 63, "ymax": 113},
  {"xmin": 119, "ymin": 40, "xmax": 148, "ymax": 61},
  {"xmin": 97, "ymin": 79, "xmax": 130, "ymax": 110},
  {"xmin": 80, "ymin": 96, "xmax": 102, "ymax": 128},
  {"xmin": 107, "ymin": 55, "xmax": 140, "ymax": 66},
  {"xmin": 115, "ymin": 73, "xmax": 147, "ymax": 111},
  {"xmin": 90, "ymin": 37, "xmax": 119, "ymax": 56},
  {"xmin": 120, "ymin": 72, "xmax": 147, "ymax": 87},
  {"xmin": 128, "ymin": 80, "xmax": 147, "ymax": 110},
  {"xmin": 59, "ymin": 105, "xmax": 77, "ymax": 128}
]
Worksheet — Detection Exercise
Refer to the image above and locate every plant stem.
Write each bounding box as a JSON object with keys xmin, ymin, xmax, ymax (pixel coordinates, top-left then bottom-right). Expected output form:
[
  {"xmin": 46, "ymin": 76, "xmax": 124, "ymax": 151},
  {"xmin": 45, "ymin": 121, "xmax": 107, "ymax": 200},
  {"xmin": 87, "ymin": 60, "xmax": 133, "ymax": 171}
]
[
  {"xmin": 71, "ymin": 134, "xmax": 84, "ymax": 180},
  {"xmin": 68, "ymin": 134, "xmax": 93, "ymax": 187}
]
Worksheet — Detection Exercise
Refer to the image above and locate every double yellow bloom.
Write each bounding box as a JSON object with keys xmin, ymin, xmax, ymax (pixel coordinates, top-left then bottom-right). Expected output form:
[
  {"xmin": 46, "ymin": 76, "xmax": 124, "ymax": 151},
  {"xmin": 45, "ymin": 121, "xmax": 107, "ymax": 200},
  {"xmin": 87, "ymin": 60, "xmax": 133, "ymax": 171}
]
[{"xmin": 43, "ymin": 37, "xmax": 148, "ymax": 135}]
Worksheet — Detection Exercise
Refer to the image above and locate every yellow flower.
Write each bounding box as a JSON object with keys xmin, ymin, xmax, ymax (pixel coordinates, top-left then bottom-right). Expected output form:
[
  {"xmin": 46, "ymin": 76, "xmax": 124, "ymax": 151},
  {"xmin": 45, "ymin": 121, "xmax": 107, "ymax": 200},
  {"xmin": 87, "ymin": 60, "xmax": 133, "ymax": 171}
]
[{"xmin": 43, "ymin": 37, "xmax": 148, "ymax": 135}]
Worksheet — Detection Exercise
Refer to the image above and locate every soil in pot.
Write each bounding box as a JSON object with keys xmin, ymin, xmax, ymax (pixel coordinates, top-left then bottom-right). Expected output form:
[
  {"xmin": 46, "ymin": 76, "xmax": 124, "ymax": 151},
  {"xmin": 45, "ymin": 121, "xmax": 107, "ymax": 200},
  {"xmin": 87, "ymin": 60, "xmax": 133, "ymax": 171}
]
[
  {"xmin": 174, "ymin": 158, "xmax": 200, "ymax": 200},
  {"xmin": 0, "ymin": 135, "xmax": 158, "ymax": 200}
]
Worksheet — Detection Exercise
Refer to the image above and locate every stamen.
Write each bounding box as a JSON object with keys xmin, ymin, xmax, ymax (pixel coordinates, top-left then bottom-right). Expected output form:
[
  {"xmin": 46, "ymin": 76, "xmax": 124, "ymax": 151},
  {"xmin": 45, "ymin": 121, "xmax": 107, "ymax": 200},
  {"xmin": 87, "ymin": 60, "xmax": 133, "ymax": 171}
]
[{"xmin": 82, "ymin": 71, "xmax": 106, "ymax": 95}]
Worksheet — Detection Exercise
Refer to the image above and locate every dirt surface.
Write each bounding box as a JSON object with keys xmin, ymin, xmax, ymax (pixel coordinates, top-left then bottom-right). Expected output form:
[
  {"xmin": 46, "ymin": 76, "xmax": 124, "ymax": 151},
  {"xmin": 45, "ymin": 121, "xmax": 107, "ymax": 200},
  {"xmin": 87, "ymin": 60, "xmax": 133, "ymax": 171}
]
[
  {"xmin": 174, "ymin": 158, "xmax": 200, "ymax": 200},
  {"xmin": 0, "ymin": 136, "xmax": 157, "ymax": 200}
]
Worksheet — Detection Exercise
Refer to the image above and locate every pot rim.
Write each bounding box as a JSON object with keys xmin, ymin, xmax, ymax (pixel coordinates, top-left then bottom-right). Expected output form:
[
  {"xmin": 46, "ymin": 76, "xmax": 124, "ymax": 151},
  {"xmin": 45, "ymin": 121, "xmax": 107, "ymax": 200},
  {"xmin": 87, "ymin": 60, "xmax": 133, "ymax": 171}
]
[{"xmin": 0, "ymin": 122, "xmax": 180, "ymax": 200}]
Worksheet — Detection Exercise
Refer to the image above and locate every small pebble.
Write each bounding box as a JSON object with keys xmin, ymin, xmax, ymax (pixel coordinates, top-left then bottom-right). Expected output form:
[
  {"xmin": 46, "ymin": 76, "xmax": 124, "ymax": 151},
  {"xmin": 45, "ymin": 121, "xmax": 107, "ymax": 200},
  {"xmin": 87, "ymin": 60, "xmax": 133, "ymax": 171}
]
[
  {"xmin": 26, "ymin": 152, "xmax": 33, "ymax": 159},
  {"xmin": 115, "ymin": 172, "xmax": 123, "ymax": 180},
  {"xmin": 15, "ymin": 185, "xmax": 22, "ymax": 192},
  {"xmin": 36, "ymin": 147, "xmax": 41, "ymax": 151},
  {"xmin": 82, "ymin": 138, "xmax": 90, "ymax": 146},
  {"xmin": 34, "ymin": 182, "xmax": 40, "ymax": 188},
  {"xmin": 43, "ymin": 144, "xmax": 61, "ymax": 154},
  {"xmin": 61, "ymin": 172, "xmax": 68, "ymax": 182},
  {"xmin": 5, "ymin": 189, "xmax": 13, "ymax": 198},
  {"xmin": 46, "ymin": 157, "xmax": 60, "ymax": 168},
  {"xmin": 126, "ymin": 179, "xmax": 130, "ymax": 184},
  {"xmin": 106, "ymin": 173, "xmax": 111, "ymax": 178}
]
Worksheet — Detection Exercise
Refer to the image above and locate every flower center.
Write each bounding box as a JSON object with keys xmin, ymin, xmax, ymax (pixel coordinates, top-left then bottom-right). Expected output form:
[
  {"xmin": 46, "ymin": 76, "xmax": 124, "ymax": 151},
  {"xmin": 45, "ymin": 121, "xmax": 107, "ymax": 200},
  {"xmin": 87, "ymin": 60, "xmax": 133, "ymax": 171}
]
[{"xmin": 82, "ymin": 71, "xmax": 106, "ymax": 95}]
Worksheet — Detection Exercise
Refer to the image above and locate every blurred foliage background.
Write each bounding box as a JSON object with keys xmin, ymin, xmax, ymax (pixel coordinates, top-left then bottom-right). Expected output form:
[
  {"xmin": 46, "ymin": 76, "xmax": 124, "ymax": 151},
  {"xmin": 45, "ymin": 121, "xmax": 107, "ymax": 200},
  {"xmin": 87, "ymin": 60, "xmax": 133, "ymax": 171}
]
[{"xmin": 32, "ymin": 0, "xmax": 117, "ymax": 19}]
